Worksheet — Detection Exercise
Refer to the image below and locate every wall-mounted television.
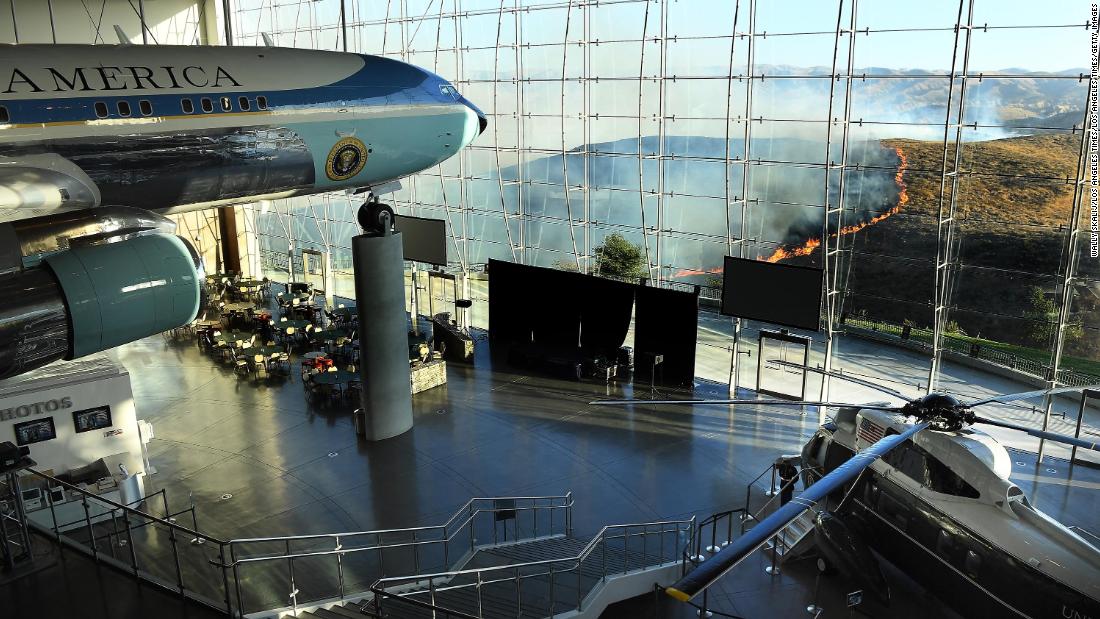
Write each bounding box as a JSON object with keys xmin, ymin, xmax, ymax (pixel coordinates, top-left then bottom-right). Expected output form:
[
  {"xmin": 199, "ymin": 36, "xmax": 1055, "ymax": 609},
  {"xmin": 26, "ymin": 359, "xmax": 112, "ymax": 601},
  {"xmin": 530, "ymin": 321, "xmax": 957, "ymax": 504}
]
[
  {"xmin": 14, "ymin": 417, "xmax": 56, "ymax": 446},
  {"xmin": 720, "ymin": 256, "xmax": 823, "ymax": 331},
  {"xmin": 73, "ymin": 405, "xmax": 112, "ymax": 434}
]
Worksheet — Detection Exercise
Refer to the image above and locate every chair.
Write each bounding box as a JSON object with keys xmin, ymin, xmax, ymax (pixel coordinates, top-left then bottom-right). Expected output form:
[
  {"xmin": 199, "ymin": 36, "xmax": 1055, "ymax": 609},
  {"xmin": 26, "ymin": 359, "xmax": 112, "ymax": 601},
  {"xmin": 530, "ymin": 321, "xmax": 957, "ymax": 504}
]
[
  {"xmin": 234, "ymin": 347, "xmax": 251, "ymax": 377},
  {"xmin": 252, "ymin": 354, "xmax": 268, "ymax": 379},
  {"xmin": 272, "ymin": 351, "xmax": 291, "ymax": 376}
]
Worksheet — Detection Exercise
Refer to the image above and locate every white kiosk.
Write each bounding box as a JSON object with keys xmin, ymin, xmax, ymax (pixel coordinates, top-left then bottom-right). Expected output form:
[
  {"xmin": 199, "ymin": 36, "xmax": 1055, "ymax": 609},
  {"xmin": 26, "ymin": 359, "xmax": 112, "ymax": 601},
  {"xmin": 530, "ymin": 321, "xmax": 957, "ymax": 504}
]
[{"xmin": 0, "ymin": 355, "xmax": 150, "ymax": 529}]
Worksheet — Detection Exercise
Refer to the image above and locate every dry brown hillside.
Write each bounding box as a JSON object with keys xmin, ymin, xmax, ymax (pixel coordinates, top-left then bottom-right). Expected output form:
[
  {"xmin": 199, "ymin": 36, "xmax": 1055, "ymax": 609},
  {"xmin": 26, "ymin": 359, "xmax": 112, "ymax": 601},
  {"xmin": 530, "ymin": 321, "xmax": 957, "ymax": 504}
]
[{"xmin": 881, "ymin": 134, "xmax": 1079, "ymax": 230}]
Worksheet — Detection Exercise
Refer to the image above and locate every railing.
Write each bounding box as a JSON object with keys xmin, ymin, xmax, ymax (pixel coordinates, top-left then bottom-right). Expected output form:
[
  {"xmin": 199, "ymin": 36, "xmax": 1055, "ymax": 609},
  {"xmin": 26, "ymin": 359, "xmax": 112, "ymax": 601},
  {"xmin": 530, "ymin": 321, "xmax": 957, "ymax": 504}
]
[
  {"xmin": 20, "ymin": 469, "xmax": 242, "ymax": 616},
  {"xmin": 672, "ymin": 461, "xmax": 821, "ymax": 617},
  {"xmin": 679, "ymin": 507, "xmax": 748, "ymax": 617},
  {"xmin": 224, "ymin": 493, "xmax": 574, "ymax": 615},
  {"xmin": 844, "ymin": 316, "xmax": 1100, "ymax": 387},
  {"xmin": 369, "ymin": 517, "xmax": 694, "ymax": 618}
]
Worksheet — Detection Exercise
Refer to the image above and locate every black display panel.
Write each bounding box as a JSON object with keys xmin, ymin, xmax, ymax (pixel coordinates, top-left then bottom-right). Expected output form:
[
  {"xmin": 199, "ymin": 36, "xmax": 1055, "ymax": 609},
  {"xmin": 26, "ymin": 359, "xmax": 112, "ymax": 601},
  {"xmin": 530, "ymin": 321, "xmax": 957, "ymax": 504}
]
[
  {"xmin": 394, "ymin": 215, "xmax": 448, "ymax": 266},
  {"xmin": 720, "ymin": 256, "xmax": 823, "ymax": 331},
  {"xmin": 14, "ymin": 417, "xmax": 56, "ymax": 446},
  {"xmin": 73, "ymin": 405, "xmax": 112, "ymax": 433}
]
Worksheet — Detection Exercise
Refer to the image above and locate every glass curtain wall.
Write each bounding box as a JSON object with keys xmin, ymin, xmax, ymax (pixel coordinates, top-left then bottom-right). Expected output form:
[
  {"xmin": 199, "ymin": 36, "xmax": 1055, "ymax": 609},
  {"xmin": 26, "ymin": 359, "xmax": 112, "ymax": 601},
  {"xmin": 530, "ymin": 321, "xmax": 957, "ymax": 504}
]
[{"xmin": 228, "ymin": 0, "xmax": 1094, "ymax": 391}]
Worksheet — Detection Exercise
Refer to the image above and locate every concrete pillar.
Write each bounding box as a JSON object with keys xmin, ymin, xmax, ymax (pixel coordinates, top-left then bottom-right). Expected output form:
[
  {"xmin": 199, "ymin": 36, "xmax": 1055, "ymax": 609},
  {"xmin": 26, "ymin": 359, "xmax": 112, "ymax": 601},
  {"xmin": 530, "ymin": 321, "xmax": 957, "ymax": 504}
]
[{"xmin": 353, "ymin": 232, "xmax": 413, "ymax": 441}]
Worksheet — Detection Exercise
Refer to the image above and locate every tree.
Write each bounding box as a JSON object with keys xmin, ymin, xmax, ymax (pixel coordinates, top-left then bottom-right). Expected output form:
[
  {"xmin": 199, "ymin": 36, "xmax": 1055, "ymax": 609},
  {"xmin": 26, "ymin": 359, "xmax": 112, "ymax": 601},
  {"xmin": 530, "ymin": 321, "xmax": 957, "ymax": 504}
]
[
  {"xmin": 1024, "ymin": 286, "xmax": 1082, "ymax": 346},
  {"xmin": 593, "ymin": 233, "xmax": 646, "ymax": 280}
]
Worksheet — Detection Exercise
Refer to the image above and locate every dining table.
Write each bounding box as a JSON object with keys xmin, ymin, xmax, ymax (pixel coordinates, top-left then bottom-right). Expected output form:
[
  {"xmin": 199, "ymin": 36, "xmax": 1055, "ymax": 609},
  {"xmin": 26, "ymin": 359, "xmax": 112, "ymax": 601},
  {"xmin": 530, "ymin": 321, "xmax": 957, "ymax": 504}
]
[{"xmin": 310, "ymin": 369, "xmax": 359, "ymax": 386}]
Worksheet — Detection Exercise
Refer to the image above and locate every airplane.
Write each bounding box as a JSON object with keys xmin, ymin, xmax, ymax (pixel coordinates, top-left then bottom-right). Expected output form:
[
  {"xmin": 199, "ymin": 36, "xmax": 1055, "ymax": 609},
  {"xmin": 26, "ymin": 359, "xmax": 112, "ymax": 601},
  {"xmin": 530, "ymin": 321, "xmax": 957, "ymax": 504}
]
[
  {"xmin": 0, "ymin": 43, "xmax": 486, "ymax": 380},
  {"xmin": 592, "ymin": 365, "xmax": 1100, "ymax": 619}
]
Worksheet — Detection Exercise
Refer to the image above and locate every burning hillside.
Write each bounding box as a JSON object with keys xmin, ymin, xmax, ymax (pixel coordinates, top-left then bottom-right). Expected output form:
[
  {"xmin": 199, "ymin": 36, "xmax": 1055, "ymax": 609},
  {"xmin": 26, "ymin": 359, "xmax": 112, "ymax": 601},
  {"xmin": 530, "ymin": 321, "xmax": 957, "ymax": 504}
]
[{"xmin": 762, "ymin": 146, "xmax": 909, "ymax": 263}]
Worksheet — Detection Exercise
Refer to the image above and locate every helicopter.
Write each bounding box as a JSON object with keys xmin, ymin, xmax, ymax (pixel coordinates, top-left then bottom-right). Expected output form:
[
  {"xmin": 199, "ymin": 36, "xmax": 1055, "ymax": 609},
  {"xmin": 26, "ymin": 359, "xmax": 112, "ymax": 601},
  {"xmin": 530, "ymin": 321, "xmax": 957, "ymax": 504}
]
[{"xmin": 592, "ymin": 362, "xmax": 1100, "ymax": 619}]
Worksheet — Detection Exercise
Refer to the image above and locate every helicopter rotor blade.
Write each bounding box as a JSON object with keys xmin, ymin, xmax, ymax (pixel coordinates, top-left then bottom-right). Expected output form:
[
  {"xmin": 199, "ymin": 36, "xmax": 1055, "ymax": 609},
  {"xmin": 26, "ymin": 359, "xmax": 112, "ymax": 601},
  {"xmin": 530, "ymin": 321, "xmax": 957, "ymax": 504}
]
[
  {"xmin": 765, "ymin": 360, "xmax": 911, "ymax": 401},
  {"xmin": 965, "ymin": 384, "xmax": 1100, "ymax": 409},
  {"xmin": 665, "ymin": 422, "xmax": 930, "ymax": 602},
  {"xmin": 972, "ymin": 416, "xmax": 1100, "ymax": 453},
  {"xmin": 589, "ymin": 398, "xmax": 904, "ymax": 411}
]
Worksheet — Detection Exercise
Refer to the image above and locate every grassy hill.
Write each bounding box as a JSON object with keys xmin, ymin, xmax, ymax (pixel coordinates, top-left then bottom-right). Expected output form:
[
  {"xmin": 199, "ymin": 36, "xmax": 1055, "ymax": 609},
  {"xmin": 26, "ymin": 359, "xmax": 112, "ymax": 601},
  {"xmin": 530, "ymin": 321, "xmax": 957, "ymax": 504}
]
[{"xmin": 828, "ymin": 133, "xmax": 1095, "ymax": 359}]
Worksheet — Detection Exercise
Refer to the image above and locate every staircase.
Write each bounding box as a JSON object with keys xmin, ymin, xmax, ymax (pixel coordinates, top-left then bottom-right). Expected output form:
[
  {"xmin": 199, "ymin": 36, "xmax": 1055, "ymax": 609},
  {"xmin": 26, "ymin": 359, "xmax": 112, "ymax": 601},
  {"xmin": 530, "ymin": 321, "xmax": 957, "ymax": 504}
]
[
  {"xmin": 768, "ymin": 509, "xmax": 817, "ymax": 561},
  {"xmin": 231, "ymin": 494, "xmax": 693, "ymax": 619},
  {"xmin": 366, "ymin": 522, "xmax": 689, "ymax": 618}
]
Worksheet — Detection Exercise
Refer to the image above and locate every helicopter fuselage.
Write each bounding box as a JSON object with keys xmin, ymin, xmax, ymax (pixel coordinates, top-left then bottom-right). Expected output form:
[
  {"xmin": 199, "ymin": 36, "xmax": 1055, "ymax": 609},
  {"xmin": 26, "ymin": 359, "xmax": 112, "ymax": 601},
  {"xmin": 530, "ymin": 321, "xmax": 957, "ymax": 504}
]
[{"xmin": 800, "ymin": 407, "xmax": 1100, "ymax": 619}]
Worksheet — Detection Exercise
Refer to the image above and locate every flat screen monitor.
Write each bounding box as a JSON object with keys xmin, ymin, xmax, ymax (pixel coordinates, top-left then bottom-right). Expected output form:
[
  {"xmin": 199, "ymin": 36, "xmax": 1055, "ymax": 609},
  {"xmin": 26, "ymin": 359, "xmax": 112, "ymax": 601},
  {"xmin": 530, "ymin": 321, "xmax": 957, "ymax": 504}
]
[
  {"xmin": 13, "ymin": 418, "xmax": 56, "ymax": 446},
  {"xmin": 720, "ymin": 256, "xmax": 823, "ymax": 331},
  {"xmin": 73, "ymin": 405, "xmax": 112, "ymax": 434},
  {"xmin": 394, "ymin": 215, "xmax": 447, "ymax": 266}
]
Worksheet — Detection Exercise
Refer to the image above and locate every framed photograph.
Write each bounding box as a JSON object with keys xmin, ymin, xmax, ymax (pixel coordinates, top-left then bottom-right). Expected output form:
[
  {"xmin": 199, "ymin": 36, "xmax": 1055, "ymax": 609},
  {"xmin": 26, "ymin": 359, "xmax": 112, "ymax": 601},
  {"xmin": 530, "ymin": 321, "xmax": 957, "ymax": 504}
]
[
  {"xmin": 14, "ymin": 417, "xmax": 56, "ymax": 446},
  {"xmin": 72, "ymin": 405, "xmax": 112, "ymax": 434}
]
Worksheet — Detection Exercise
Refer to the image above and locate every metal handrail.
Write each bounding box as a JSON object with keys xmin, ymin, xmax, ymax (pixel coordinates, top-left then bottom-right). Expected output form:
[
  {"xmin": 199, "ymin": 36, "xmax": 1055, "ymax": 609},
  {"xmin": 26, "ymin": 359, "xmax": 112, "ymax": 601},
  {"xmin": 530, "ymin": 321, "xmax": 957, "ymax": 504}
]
[
  {"xmin": 228, "ymin": 494, "xmax": 571, "ymax": 545},
  {"xmin": 374, "ymin": 518, "xmax": 694, "ymax": 586},
  {"xmin": 23, "ymin": 469, "xmax": 237, "ymax": 616},
  {"xmin": 25, "ymin": 469, "xmax": 223, "ymax": 544},
  {"xmin": 748, "ymin": 466, "xmax": 823, "ymax": 526},
  {"xmin": 370, "ymin": 517, "xmax": 694, "ymax": 614},
  {"xmin": 370, "ymin": 588, "xmax": 479, "ymax": 619},
  {"xmin": 225, "ymin": 493, "xmax": 573, "ymax": 567}
]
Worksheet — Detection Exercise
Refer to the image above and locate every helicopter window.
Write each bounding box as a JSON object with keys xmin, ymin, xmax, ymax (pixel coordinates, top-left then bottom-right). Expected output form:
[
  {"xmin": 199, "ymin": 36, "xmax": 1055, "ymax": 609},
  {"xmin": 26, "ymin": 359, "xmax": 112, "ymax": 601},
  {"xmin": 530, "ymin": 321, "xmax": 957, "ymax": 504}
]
[
  {"xmin": 823, "ymin": 441, "xmax": 854, "ymax": 474},
  {"xmin": 885, "ymin": 441, "xmax": 979, "ymax": 499}
]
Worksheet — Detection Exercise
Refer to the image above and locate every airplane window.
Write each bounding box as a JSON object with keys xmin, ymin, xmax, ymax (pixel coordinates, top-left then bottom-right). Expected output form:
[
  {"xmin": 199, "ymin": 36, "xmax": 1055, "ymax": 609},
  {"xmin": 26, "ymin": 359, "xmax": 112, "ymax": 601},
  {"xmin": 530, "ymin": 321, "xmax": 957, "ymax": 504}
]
[
  {"xmin": 256, "ymin": 96, "xmax": 268, "ymax": 110},
  {"xmin": 94, "ymin": 102, "xmax": 109, "ymax": 119},
  {"xmin": 117, "ymin": 101, "xmax": 131, "ymax": 117},
  {"xmin": 200, "ymin": 98, "xmax": 213, "ymax": 113},
  {"xmin": 181, "ymin": 99, "xmax": 194, "ymax": 114},
  {"xmin": 0, "ymin": 106, "xmax": 8, "ymax": 123},
  {"xmin": 221, "ymin": 97, "xmax": 232, "ymax": 112},
  {"xmin": 238, "ymin": 96, "xmax": 250, "ymax": 111},
  {"xmin": 139, "ymin": 100, "xmax": 152, "ymax": 116}
]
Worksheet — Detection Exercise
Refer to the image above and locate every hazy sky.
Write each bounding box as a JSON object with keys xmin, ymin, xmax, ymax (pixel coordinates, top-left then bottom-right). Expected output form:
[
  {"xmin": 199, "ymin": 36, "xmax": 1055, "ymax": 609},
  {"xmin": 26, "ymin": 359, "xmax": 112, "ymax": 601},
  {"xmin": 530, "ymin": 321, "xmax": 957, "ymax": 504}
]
[{"xmin": 242, "ymin": 0, "xmax": 1092, "ymax": 73}]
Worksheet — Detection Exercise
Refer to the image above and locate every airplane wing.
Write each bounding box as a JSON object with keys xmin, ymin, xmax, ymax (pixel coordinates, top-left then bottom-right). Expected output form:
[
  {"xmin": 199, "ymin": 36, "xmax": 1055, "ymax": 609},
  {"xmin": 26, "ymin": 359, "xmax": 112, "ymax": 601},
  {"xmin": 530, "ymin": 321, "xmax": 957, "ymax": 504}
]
[
  {"xmin": 0, "ymin": 153, "xmax": 101, "ymax": 221},
  {"xmin": 665, "ymin": 422, "xmax": 929, "ymax": 602}
]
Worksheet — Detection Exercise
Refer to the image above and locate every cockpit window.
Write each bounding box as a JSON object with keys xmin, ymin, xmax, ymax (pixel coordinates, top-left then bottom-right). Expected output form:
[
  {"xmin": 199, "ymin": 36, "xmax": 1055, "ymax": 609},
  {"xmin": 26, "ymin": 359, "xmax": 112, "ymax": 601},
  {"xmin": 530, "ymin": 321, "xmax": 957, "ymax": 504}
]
[
  {"xmin": 439, "ymin": 84, "xmax": 461, "ymax": 101},
  {"xmin": 885, "ymin": 440, "xmax": 980, "ymax": 499}
]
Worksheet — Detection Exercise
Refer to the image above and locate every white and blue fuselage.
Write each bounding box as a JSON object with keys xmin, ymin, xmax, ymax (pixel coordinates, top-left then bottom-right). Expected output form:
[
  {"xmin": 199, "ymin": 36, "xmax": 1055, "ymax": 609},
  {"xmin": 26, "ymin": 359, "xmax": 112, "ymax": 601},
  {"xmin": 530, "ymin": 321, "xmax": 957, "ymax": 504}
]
[{"xmin": 0, "ymin": 44, "xmax": 486, "ymax": 221}]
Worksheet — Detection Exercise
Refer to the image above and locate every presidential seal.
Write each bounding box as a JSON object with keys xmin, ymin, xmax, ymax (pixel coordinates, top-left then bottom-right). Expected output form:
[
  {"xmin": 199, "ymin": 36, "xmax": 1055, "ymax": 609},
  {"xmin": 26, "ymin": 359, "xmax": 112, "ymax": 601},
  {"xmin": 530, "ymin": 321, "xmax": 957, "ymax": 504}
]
[{"xmin": 325, "ymin": 137, "xmax": 368, "ymax": 181}]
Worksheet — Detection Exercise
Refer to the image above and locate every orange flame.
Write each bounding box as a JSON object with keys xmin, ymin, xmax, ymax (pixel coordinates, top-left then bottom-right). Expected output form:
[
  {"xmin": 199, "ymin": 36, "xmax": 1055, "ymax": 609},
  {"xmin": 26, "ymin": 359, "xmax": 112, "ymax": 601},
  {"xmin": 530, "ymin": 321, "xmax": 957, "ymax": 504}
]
[{"xmin": 762, "ymin": 146, "xmax": 909, "ymax": 263}]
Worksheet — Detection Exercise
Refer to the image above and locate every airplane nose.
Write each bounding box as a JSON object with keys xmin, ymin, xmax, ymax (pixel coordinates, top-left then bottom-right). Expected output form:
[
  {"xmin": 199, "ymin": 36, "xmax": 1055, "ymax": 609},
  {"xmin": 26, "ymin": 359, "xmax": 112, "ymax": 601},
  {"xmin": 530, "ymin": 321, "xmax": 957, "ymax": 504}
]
[{"xmin": 478, "ymin": 115, "xmax": 488, "ymax": 135}]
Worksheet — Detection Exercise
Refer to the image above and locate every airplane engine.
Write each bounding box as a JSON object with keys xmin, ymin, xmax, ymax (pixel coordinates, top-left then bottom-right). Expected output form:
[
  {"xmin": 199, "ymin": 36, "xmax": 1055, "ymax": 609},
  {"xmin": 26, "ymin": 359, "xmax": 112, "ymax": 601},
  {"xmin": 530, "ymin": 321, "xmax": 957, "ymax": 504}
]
[
  {"xmin": 813, "ymin": 510, "xmax": 892, "ymax": 605},
  {"xmin": 0, "ymin": 212, "xmax": 202, "ymax": 380}
]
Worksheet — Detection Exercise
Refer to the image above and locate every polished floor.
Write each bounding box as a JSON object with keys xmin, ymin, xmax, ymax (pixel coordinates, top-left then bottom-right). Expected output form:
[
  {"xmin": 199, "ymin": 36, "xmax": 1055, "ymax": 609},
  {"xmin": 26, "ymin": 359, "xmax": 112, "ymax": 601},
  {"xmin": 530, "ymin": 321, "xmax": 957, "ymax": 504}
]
[
  {"xmin": 66, "ymin": 313, "xmax": 1099, "ymax": 618},
  {"xmin": 2, "ymin": 293, "xmax": 1098, "ymax": 618}
]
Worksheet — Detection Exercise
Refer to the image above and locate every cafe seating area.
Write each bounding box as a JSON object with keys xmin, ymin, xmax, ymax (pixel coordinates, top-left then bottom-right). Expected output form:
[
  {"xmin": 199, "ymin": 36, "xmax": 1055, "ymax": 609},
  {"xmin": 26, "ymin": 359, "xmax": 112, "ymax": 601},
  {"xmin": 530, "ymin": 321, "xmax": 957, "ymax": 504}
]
[{"xmin": 186, "ymin": 274, "xmax": 364, "ymax": 404}]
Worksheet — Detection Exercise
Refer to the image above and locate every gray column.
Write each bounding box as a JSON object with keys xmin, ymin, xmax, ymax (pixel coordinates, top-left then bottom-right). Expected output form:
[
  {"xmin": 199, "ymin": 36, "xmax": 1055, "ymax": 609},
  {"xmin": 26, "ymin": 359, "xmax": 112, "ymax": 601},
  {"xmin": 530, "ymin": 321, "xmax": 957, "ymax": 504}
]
[{"xmin": 353, "ymin": 232, "xmax": 413, "ymax": 441}]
